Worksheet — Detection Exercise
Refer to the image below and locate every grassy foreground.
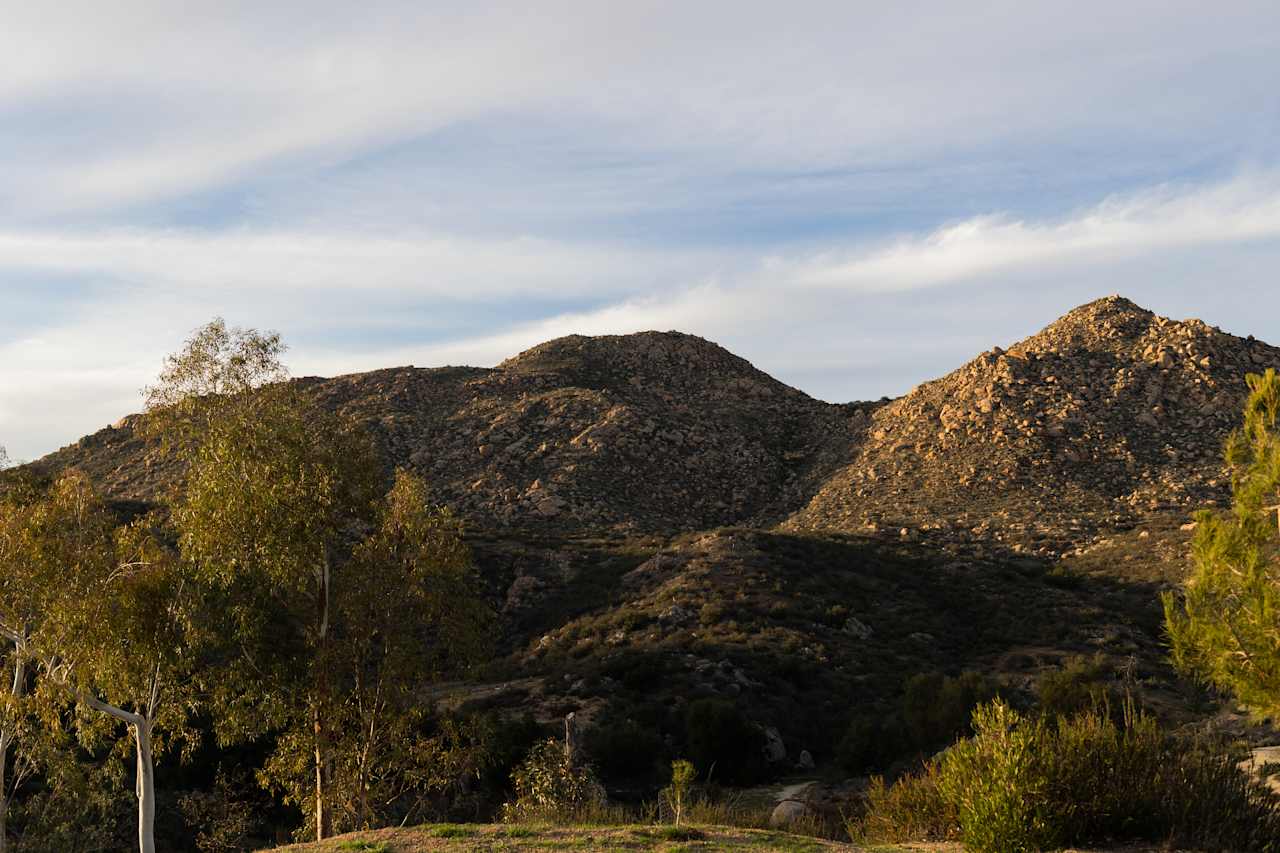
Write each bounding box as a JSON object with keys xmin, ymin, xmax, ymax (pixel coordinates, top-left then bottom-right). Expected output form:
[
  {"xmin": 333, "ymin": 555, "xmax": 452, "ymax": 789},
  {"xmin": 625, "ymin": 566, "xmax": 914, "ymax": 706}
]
[
  {"xmin": 262, "ymin": 823, "xmax": 863, "ymax": 852},
  {"xmin": 260, "ymin": 824, "xmax": 1196, "ymax": 852}
]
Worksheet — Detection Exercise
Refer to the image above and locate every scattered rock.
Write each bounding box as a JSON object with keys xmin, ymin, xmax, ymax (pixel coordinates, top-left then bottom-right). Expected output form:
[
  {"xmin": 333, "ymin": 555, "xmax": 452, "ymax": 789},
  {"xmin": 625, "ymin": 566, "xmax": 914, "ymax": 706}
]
[{"xmin": 762, "ymin": 726, "xmax": 787, "ymax": 763}]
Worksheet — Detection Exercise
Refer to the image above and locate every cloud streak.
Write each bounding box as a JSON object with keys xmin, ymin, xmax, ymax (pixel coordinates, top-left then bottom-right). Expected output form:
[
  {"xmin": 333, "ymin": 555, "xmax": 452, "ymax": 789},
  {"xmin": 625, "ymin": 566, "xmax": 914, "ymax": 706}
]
[{"xmin": 6, "ymin": 171, "xmax": 1280, "ymax": 460}]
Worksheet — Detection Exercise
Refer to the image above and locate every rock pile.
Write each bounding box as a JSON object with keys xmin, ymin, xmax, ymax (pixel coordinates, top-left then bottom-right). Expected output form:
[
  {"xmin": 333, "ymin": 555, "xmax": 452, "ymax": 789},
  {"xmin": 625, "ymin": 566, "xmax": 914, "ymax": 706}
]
[{"xmin": 787, "ymin": 296, "xmax": 1280, "ymax": 554}]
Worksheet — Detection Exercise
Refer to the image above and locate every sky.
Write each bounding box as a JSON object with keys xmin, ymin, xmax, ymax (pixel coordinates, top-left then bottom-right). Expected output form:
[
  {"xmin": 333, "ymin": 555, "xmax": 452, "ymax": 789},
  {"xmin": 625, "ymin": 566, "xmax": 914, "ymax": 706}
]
[{"xmin": 3, "ymin": 1, "xmax": 1280, "ymax": 461}]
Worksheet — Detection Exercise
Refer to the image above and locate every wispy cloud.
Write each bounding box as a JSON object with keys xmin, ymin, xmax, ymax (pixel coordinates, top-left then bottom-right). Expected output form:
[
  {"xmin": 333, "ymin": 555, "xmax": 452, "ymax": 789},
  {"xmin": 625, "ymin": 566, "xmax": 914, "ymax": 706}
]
[
  {"xmin": 3, "ymin": 2, "xmax": 1277, "ymax": 219},
  {"xmin": 6, "ymin": 171, "xmax": 1280, "ymax": 460},
  {"xmin": 794, "ymin": 173, "xmax": 1280, "ymax": 292},
  {"xmin": 3, "ymin": 2, "xmax": 1280, "ymax": 460}
]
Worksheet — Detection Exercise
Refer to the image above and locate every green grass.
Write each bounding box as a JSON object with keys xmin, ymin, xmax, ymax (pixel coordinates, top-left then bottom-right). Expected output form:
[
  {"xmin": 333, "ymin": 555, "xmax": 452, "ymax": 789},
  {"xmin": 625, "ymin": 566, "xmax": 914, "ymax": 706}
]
[
  {"xmin": 428, "ymin": 823, "xmax": 475, "ymax": 838},
  {"xmin": 335, "ymin": 841, "xmax": 389, "ymax": 853}
]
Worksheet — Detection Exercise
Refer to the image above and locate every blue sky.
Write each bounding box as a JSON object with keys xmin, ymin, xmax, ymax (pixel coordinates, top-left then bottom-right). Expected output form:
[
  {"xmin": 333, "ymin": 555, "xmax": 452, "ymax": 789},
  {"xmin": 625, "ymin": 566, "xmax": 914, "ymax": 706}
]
[{"xmin": 3, "ymin": 0, "xmax": 1280, "ymax": 461}]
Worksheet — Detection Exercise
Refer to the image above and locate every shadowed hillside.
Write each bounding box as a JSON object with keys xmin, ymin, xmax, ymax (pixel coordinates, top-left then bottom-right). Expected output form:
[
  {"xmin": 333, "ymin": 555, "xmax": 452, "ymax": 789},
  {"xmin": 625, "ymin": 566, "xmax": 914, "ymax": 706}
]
[{"xmin": 22, "ymin": 296, "xmax": 1280, "ymax": 787}]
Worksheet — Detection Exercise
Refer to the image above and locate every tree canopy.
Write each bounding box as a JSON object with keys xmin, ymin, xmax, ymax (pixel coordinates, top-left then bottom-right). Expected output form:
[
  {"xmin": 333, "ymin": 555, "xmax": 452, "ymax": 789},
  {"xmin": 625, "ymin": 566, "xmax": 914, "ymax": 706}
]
[{"xmin": 1165, "ymin": 368, "xmax": 1280, "ymax": 717}]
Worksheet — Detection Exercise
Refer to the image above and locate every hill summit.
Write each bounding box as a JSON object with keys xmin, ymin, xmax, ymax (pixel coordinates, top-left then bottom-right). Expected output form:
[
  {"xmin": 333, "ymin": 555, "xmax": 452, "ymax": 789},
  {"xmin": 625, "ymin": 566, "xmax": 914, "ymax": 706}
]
[
  {"xmin": 31, "ymin": 296, "xmax": 1279, "ymax": 555},
  {"xmin": 788, "ymin": 295, "xmax": 1279, "ymax": 553}
]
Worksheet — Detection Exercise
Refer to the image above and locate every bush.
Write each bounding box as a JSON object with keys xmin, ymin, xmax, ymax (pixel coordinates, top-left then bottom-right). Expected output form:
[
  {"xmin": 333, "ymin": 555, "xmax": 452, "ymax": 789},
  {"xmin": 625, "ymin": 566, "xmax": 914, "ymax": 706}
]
[
  {"xmin": 836, "ymin": 715, "xmax": 907, "ymax": 773},
  {"xmin": 855, "ymin": 698, "xmax": 1280, "ymax": 852},
  {"xmin": 901, "ymin": 671, "xmax": 998, "ymax": 752},
  {"xmin": 501, "ymin": 738, "xmax": 605, "ymax": 823},
  {"xmin": 1034, "ymin": 654, "xmax": 1114, "ymax": 719},
  {"xmin": 683, "ymin": 699, "xmax": 765, "ymax": 784},
  {"xmin": 854, "ymin": 763, "xmax": 956, "ymax": 843},
  {"xmin": 585, "ymin": 716, "xmax": 665, "ymax": 782}
]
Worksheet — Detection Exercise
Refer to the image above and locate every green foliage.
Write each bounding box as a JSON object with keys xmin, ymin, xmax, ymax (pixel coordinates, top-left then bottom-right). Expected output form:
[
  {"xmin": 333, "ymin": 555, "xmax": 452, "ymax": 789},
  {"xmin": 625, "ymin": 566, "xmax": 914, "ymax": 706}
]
[
  {"xmin": 663, "ymin": 759, "xmax": 696, "ymax": 826},
  {"xmin": 682, "ymin": 700, "xmax": 764, "ymax": 785},
  {"xmin": 501, "ymin": 738, "xmax": 604, "ymax": 823},
  {"xmin": 935, "ymin": 702, "xmax": 1057, "ymax": 852},
  {"xmin": 853, "ymin": 762, "xmax": 956, "ymax": 843},
  {"xmin": 1166, "ymin": 368, "xmax": 1280, "ymax": 718},
  {"xmin": 856, "ymin": 698, "xmax": 1280, "ymax": 852},
  {"xmin": 583, "ymin": 715, "xmax": 664, "ymax": 783},
  {"xmin": 1, "ymin": 471, "xmax": 199, "ymax": 851},
  {"xmin": 1034, "ymin": 654, "xmax": 1113, "ymax": 718},
  {"xmin": 901, "ymin": 670, "xmax": 998, "ymax": 752},
  {"xmin": 258, "ymin": 471, "xmax": 494, "ymax": 836}
]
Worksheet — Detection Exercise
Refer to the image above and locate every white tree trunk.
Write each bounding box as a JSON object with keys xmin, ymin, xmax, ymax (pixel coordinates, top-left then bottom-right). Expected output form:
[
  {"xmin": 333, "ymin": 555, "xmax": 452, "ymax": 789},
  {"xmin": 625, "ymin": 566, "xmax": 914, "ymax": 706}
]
[
  {"xmin": 314, "ymin": 550, "xmax": 332, "ymax": 841},
  {"xmin": 60, "ymin": 683, "xmax": 156, "ymax": 853},
  {"xmin": 0, "ymin": 652, "xmax": 26, "ymax": 853},
  {"xmin": 134, "ymin": 720, "xmax": 156, "ymax": 853}
]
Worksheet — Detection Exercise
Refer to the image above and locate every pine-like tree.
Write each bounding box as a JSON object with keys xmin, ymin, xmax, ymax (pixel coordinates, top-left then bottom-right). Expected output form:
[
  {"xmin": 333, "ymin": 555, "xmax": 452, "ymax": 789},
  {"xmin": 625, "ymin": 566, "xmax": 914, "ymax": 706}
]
[{"xmin": 1165, "ymin": 368, "xmax": 1280, "ymax": 716}]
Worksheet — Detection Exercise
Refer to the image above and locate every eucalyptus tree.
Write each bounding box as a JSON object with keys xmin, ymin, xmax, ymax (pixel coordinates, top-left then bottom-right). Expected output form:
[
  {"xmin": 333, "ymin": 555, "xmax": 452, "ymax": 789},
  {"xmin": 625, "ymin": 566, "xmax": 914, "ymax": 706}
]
[
  {"xmin": 0, "ymin": 472, "xmax": 195, "ymax": 853},
  {"xmin": 0, "ymin": 472, "xmax": 43, "ymax": 853},
  {"xmin": 263, "ymin": 470, "xmax": 492, "ymax": 832},
  {"xmin": 149, "ymin": 319, "xmax": 495, "ymax": 840},
  {"xmin": 1166, "ymin": 368, "xmax": 1280, "ymax": 717},
  {"xmin": 0, "ymin": 470, "xmax": 107, "ymax": 853},
  {"xmin": 147, "ymin": 319, "xmax": 380, "ymax": 840}
]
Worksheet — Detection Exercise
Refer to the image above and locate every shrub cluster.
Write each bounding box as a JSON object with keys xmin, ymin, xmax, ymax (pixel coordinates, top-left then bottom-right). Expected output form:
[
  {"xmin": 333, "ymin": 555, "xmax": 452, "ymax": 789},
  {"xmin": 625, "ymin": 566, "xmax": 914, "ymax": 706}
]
[
  {"xmin": 501, "ymin": 738, "xmax": 605, "ymax": 823},
  {"xmin": 854, "ymin": 699, "xmax": 1280, "ymax": 852},
  {"xmin": 1034, "ymin": 653, "xmax": 1116, "ymax": 719},
  {"xmin": 838, "ymin": 670, "xmax": 998, "ymax": 773},
  {"xmin": 683, "ymin": 699, "xmax": 766, "ymax": 784}
]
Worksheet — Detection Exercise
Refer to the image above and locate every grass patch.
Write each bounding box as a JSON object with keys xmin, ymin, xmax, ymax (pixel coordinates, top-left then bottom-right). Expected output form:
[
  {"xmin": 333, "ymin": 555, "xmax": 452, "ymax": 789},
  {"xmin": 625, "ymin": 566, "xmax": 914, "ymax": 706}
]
[
  {"xmin": 335, "ymin": 841, "xmax": 389, "ymax": 853},
  {"xmin": 630, "ymin": 825, "xmax": 706, "ymax": 842},
  {"xmin": 428, "ymin": 823, "xmax": 475, "ymax": 838},
  {"xmin": 500, "ymin": 825, "xmax": 539, "ymax": 838}
]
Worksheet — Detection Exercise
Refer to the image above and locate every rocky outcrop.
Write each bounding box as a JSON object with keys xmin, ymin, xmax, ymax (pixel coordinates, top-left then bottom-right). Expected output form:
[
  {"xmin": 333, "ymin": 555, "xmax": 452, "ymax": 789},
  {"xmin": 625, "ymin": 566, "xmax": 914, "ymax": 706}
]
[
  {"xmin": 29, "ymin": 298, "xmax": 1280, "ymax": 554},
  {"xmin": 787, "ymin": 296, "xmax": 1280, "ymax": 555},
  {"xmin": 33, "ymin": 332, "xmax": 846, "ymax": 534}
]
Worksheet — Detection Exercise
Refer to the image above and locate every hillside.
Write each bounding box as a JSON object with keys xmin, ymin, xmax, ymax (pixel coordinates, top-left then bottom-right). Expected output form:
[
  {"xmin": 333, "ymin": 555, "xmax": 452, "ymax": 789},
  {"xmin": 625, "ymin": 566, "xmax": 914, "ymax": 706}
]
[
  {"xmin": 35, "ymin": 298, "xmax": 1275, "ymax": 552},
  {"xmin": 23, "ymin": 296, "xmax": 1280, "ymax": 786},
  {"xmin": 789, "ymin": 296, "xmax": 1279, "ymax": 556},
  {"xmin": 34, "ymin": 331, "xmax": 848, "ymax": 533}
]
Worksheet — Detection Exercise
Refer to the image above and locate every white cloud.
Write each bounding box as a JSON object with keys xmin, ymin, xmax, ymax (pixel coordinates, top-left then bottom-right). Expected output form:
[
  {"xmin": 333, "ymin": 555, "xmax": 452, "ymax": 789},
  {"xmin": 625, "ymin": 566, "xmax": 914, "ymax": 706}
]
[
  {"xmin": 2, "ymin": 1, "xmax": 1277, "ymax": 217},
  {"xmin": 4, "ymin": 3, "xmax": 1280, "ymax": 460},
  {"xmin": 0, "ymin": 230, "xmax": 721, "ymax": 301},
  {"xmin": 794, "ymin": 173, "xmax": 1280, "ymax": 291},
  {"xmin": 15, "ymin": 171, "xmax": 1276, "ymax": 462}
]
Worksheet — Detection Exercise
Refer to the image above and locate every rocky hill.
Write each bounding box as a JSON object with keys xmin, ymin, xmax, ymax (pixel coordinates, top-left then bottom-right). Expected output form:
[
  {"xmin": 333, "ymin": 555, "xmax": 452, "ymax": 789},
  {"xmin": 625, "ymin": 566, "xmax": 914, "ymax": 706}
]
[
  {"xmin": 22, "ymin": 295, "xmax": 1280, "ymax": 785},
  {"xmin": 788, "ymin": 296, "xmax": 1280, "ymax": 555},
  {"xmin": 34, "ymin": 331, "xmax": 848, "ymax": 532},
  {"xmin": 35, "ymin": 297, "xmax": 1274, "ymax": 552}
]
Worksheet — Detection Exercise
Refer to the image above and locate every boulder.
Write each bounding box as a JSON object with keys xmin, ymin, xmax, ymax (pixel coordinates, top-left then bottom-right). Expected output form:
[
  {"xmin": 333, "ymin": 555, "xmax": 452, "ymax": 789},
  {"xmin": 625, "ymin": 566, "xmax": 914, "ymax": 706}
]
[{"xmin": 762, "ymin": 726, "xmax": 786, "ymax": 763}]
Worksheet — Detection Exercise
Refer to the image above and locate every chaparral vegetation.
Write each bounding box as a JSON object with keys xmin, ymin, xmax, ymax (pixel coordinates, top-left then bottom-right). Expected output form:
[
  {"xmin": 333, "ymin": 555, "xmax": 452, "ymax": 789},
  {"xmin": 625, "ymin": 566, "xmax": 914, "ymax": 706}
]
[{"xmin": 6, "ymin": 299, "xmax": 1280, "ymax": 851}]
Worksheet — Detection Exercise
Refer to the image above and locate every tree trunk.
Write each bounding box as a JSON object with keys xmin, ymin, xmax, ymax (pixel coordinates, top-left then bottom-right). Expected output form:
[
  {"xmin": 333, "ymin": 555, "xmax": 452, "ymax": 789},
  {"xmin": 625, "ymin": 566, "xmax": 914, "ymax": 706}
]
[
  {"xmin": 313, "ymin": 703, "xmax": 329, "ymax": 841},
  {"xmin": 0, "ymin": 731, "xmax": 8, "ymax": 853},
  {"xmin": 0, "ymin": 653, "xmax": 26, "ymax": 853},
  {"xmin": 314, "ymin": 550, "xmax": 332, "ymax": 841},
  {"xmin": 134, "ymin": 719, "xmax": 156, "ymax": 853},
  {"xmin": 66, "ymin": 685, "xmax": 155, "ymax": 853}
]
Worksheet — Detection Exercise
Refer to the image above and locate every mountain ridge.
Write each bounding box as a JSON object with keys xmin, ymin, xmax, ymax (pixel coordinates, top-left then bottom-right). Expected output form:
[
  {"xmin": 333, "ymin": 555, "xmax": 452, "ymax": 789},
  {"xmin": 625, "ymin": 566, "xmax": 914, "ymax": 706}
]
[
  {"xmin": 20, "ymin": 295, "xmax": 1280, "ymax": 775},
  {"xmin": 27, "ymin": 296, "xmax": 1279, "ymax": 553}
]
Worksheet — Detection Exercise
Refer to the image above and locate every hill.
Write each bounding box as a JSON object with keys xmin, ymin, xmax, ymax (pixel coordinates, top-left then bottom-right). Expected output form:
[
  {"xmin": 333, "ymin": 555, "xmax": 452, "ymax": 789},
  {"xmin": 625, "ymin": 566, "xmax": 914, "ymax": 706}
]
[
  {"xmin": 33, "ymin": 331, "xmax": 847, "ymax": 533},
  {"xmin": 21, "ymin": 296, "xmax": 1280, "ymax": 790},
  {"xmin": 789, "ymin": 296, "xmax": 1279, "ymax": 556}
]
